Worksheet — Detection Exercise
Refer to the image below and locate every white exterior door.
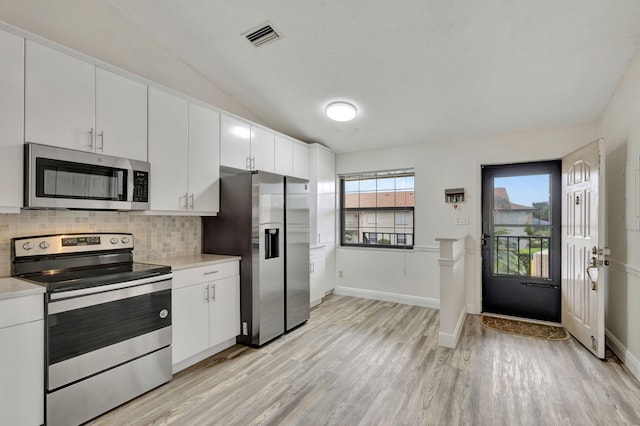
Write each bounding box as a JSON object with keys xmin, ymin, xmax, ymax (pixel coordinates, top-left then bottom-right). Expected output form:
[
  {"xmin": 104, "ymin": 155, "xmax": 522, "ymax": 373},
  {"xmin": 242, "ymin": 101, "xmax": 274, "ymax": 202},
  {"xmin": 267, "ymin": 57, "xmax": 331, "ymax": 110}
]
[{"xmin": 562, "ymin": 139, "xmax": 607, "ymax": 358}]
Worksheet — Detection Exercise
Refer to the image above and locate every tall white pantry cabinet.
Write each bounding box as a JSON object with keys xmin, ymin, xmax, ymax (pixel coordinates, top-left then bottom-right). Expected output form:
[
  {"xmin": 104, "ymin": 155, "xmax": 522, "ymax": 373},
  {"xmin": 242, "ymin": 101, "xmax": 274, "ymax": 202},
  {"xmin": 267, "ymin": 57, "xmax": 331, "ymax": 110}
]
[{"xmin": 309, "ymin": 143, "xmax": 337, "ymax": 306}]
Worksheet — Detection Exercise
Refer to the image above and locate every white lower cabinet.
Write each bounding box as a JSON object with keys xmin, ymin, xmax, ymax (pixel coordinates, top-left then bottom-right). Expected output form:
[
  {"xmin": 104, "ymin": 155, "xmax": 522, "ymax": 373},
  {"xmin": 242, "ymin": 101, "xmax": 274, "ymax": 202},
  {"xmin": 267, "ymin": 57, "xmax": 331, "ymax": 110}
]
[
  {"xmin": 310, "ymin": 255, "xmax": 326, "ymax": 307},
  {"xmin": 0, "ymin": 294, "xmax": 44, "ymax": 426},
  {"xmin": 171, "ymin": 261, "xmax": 240, "ymax": 372},
  {"xmin": 310, "ymin": 244, "xmax": 336, "ymax": 307}
]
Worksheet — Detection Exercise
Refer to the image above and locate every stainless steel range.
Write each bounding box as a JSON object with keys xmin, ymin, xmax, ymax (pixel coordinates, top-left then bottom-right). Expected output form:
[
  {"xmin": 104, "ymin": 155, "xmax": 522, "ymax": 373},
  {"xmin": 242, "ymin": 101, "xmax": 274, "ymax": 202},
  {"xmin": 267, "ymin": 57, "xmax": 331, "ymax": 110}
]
[{"xmin": 12, "ymin": 233, "xmax": 173, "ymax": 426}]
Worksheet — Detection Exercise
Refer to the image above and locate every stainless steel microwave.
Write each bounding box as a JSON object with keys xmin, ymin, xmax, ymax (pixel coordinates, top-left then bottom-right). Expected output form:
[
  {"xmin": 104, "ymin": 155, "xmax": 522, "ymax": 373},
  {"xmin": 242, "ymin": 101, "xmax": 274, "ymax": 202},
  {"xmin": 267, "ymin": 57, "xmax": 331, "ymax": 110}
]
[{"xmin": 24, "ymin": 143, "xmax": 150, "ymax": 210}]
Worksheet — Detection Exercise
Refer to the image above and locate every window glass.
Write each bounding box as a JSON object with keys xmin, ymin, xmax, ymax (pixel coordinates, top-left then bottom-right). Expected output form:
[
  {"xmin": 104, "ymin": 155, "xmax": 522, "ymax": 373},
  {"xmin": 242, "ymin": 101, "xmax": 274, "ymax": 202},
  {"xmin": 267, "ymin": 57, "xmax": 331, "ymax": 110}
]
[{"xmin": 340, "ymin": 170, "xmax": 414, "ymax": 249}]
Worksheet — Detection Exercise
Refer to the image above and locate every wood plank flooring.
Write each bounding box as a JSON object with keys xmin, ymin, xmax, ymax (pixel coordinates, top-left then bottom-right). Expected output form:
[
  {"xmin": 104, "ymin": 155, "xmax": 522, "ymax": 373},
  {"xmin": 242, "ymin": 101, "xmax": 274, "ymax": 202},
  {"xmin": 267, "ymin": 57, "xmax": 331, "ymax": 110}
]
[{"xmin": 90, "ymin": 295, "xmax": 640, "ymax": 425}]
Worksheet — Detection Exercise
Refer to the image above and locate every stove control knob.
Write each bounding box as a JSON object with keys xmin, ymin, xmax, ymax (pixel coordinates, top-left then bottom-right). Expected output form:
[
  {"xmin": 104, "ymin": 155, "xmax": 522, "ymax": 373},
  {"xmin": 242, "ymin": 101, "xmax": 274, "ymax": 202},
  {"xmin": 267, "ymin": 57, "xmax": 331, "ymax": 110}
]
[
  {"xmin": 110, "ymin": 238, "xmax": 119, "ymax": 245},
  {"xmin": 22, "ymin": 242, "xmax": 34, "ymax": 251},
  {"xmin": 39, "ymin": 241, "xmax": 50, "ymax": 250},
  {"xmin": 121, "ymin": 236, "xmax": 130, "ymax": 244}
]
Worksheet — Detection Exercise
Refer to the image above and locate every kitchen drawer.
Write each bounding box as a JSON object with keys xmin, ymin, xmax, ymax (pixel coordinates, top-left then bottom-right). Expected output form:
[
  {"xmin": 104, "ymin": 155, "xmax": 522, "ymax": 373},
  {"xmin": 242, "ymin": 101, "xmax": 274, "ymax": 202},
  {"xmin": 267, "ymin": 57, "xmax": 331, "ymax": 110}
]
[
  {"xmin": 0, "ymin": 293, "xmax": 44, "ymax": 329},
  {"xmin": 172, "ymin": 261, "xmax": 239, "ymax": 289}
]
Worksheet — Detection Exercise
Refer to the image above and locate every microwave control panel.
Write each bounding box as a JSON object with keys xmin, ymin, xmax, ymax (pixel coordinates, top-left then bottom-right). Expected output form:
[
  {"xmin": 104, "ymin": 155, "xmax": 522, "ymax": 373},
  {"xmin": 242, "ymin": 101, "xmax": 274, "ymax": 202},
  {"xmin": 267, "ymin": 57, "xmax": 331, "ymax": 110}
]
[{"xmin": 133, "ymin": 170, "xmax": 149, "ymax": 202}]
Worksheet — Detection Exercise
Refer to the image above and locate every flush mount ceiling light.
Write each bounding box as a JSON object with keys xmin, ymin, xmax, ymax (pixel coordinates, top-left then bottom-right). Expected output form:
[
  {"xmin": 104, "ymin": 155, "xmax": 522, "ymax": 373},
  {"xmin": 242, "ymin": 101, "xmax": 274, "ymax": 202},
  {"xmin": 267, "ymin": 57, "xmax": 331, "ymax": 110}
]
[{"xmin": 326, "ymin": 102, "xmax": 357, "ymax": 122}]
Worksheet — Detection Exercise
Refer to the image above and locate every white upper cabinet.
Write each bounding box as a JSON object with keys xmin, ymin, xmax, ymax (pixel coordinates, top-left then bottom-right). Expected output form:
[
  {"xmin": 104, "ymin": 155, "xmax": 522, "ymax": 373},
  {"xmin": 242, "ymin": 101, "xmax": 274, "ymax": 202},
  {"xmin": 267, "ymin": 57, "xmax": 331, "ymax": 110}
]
[
  {"xmin": 292, "ymin": 141, "xmax": 310, "ymax": 180},
  {"xmin": 274, "ymin": 135, "xmax": 293, "ymax": 176},
  {"xmin": 274, "ymin": 135, "xmax": 309, "ymax": 179},
  {"xmin": 25, "ymin": 40, "xmax": 95, "ymax": 151},
  {"xmin": 0, "ymin": 29, "xmax": 24, "ymax": 213},
  {"xmin": 220, "ymin": 113, "xmax": 276, "ymax": 173},
  {"xmin": 148, "ymin": 87, "xmax": 189, "ymax": 211},
  {"xmin": 95, "ymin": 67, "xmax": 148, "ymax": 161},
  {"xmin": 220, "ymin": 114, "xmax": 251, "ymax": 170},
  {"xmin": 25, "ymin": 41, "xmax": 148, "ymax": 160},
  {"xmin": 250, "ymin": 126, "xmax": 275, "ymax": 173},
  {"xmin": 188, "ymin": 102, "xmax": 220, "ymax": 213},
  {"xmin": 148, "ymin": 87, "xmax": 220, "ymax": 215}
]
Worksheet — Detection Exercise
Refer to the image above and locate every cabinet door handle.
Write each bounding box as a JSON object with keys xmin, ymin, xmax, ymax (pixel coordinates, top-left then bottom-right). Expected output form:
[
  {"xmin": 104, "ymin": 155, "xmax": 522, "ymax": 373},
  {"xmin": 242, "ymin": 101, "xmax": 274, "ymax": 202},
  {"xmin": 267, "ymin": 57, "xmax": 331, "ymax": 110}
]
[
  {"xmin": 246, "ymin": 157, "xmax": 251, "ymax": 170},
  {"xmin": 183, "ymin": 192, "xmax": 189, "ymax": 209},
  {"xmin": 212, "ymin": 283, "xmax": 216, "ymax": 302},
  {"xmin": 203, "ymin": 270, "xmax": 219, "ymax": 275},
  {"xmin": 88, "ymin": 128, "xmax": 95, "ymax": 150},
  {"xmin": 204, "ymin": 285, "xmax": 209, "ymax": 302},
  {"xmin": 189, "ymin": 193, "xmax": 194, "ymax": 209},
  {"xmin": 252, "ymin": 157, "xmax": 256, "ymax": 170},
  {"xmin": 98, "ymin": 130, "xmax": 104, "ymax": 152}
]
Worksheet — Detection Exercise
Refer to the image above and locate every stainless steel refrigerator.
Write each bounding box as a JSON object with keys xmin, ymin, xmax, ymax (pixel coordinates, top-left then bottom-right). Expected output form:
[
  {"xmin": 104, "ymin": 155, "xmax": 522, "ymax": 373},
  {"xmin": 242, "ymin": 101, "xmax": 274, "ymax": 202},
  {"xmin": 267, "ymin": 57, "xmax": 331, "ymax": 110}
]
[{"xmin": 202, "ymin": 171, "xmax": 309, "ymax": 347}]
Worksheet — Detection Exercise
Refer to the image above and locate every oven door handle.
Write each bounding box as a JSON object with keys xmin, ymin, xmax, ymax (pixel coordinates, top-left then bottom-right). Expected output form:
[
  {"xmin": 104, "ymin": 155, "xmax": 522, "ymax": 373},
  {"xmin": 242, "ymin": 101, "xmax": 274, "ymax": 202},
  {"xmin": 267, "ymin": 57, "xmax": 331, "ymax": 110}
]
[
  {"xmin": 48, "ymin": 277, "xmax": 172, "ymax": 314},
  {"xmin": 49, "ymin": 273, "xmax": 173, "ymax": 301}
]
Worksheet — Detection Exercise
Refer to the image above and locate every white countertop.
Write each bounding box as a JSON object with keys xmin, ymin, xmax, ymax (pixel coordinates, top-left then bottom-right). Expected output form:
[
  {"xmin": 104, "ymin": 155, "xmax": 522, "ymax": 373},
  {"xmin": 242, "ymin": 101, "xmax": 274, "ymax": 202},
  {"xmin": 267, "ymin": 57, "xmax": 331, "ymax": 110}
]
[
  {"xmin": 0, "ymin": 277, "xmax": 46, "ymax": 301},
  {"xmin": 150, "ymin": 254, "xmax": 241, "ymax": 271}
]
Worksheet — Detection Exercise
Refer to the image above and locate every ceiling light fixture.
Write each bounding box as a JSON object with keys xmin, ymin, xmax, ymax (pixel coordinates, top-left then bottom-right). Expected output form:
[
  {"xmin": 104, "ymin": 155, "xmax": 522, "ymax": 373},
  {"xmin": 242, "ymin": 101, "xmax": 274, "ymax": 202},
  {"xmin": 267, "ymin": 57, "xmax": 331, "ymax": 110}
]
[{"xmin": 326, "ymin": 102, "xmax": 357, "ymax": 122}]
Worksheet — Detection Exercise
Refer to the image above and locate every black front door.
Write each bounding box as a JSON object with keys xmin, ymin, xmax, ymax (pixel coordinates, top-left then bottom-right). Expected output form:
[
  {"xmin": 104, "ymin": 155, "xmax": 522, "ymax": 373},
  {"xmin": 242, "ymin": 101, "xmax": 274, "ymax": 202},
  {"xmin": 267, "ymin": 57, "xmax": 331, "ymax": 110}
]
[{"xmin": 481, "ymin": 161, "xmax": 561, "ymax": 322}]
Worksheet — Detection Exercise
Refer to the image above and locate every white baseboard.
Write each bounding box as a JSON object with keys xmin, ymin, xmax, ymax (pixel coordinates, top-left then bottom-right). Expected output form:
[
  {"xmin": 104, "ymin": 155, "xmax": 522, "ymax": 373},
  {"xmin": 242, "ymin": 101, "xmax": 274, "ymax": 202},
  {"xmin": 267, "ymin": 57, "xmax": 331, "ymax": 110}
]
[
  {"xmin": 466, "ymin": 303, "xmax": 478, "ymax": 315},
  {"xmin": 334, "ymin": 286, "xmax": 439, "ymax": 309},
  {"xmin": 438, "ymin": 307, "xmax": 467, "ymax": 348},
  {"xmin": 172, "ymin": 337, "xmax": 236, "ymax": 374},
  {"xmin": 310, "ymin": 298, "xmax": 322, "ymax": 308},
  {"xmin": 606, "ymin": 328, "xmax": 640, "ymax": 382}
]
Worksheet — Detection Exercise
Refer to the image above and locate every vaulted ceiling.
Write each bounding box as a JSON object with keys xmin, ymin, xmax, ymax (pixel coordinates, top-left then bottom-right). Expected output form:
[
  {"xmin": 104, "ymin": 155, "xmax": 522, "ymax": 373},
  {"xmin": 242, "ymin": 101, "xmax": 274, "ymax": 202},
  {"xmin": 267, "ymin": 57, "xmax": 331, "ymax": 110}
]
[{"xmin": 104, "ymin": 0, "xmax": 640, "ymax": 153}]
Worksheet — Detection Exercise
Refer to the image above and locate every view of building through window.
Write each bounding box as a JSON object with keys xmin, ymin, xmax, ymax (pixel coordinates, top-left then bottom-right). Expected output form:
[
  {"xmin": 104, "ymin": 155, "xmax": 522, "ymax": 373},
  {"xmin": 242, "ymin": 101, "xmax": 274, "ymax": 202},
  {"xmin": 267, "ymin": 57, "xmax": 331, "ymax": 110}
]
[
  {"xmin": 341, "ymin": 170, "xmax": 414, "ymax": 248},
  {"xmin": 492, "ymin": 174, "xmax": 551, "ymax": 278}
]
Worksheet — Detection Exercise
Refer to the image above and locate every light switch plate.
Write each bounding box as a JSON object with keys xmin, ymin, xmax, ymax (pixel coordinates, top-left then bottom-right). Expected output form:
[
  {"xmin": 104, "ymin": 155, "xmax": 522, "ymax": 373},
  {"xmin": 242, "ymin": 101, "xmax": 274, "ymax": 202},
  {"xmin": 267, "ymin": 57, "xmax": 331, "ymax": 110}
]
[{"xmin": 455, "ymin": 216, "xmax": 469, "ymax": 225}]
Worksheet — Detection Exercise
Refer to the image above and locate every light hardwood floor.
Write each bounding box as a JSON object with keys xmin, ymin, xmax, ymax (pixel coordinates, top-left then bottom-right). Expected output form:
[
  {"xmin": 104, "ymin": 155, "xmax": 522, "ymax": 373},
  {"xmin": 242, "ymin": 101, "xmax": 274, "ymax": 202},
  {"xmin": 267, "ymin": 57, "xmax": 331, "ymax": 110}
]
[{"xmin": 90, "ymin": 295, "xmax": 640, "ymax": 425}]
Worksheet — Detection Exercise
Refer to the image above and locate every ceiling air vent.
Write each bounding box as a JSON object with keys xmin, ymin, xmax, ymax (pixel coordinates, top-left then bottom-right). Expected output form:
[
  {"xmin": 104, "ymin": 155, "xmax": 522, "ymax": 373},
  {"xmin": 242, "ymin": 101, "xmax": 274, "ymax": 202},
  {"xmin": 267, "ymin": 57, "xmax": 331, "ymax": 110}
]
[{"xmin": 244, "ymin": 23, "xmax": 281, "ymax": 47}]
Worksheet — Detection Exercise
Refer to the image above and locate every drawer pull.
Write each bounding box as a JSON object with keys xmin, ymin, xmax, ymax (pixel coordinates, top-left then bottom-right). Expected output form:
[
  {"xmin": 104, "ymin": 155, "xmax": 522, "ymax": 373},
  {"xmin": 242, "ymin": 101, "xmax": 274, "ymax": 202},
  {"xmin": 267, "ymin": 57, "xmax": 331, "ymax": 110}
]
[{"xmin": 203, "ymin": 270, "xmax": 219, "ymax": 275}]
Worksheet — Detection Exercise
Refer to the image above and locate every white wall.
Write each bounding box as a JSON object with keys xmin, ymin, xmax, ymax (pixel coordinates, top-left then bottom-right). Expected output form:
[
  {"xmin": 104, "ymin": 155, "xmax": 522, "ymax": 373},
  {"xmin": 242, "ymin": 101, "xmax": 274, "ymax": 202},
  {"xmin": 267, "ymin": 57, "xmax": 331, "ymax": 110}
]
[
  {"xmin": 598, "ymin": 49, "xmax": 640, "ymax": 379},
  {"xmin": 0, "ymin": 0, "xmax": 263, "ymax": 124},
  {"xmin": 336, "ymin": 121, "xmax": 597, "ymax": 311}
]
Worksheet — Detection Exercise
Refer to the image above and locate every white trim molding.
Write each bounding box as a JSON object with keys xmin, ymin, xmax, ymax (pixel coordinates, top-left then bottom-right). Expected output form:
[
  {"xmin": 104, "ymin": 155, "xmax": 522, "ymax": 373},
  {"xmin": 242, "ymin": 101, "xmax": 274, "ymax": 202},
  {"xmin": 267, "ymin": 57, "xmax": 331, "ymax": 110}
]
[
  {"xmin": 606, "ymin": 328, "xmax": 640, "ymax": 382},
  {"xmin": 466, "ymin": 303, "xmax": 478, "ymax": 315},
  {"xmin": 413, "ymin": 245, "xmax": 440, "ymax": 253},
  {"xmin": 334, "ymin": 286, "xmax": 439, "ymax": 309},
  {"xmin": 608, "ymin": 258, "xmax": 640, "ymax": 280},
  {"xmin": 438, "ymin": 307, "xmax": 467, "ymax": 348}
]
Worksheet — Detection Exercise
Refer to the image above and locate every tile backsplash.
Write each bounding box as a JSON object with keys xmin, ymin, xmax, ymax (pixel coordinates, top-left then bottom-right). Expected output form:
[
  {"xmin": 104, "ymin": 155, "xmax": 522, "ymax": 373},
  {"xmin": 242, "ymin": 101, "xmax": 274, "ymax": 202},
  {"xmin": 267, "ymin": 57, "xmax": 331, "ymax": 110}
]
[{"xmin": 0, "ymin": 210, "xmax": 201, "ymax": 277}]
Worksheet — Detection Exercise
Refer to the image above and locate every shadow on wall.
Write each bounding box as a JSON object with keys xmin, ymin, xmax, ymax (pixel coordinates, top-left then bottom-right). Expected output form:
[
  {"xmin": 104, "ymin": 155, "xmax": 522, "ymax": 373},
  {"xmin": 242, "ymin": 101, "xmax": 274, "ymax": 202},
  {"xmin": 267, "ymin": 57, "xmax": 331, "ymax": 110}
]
[{"xmin": 604, "ymin": 140, "xmax": 629, "ymax": 347}]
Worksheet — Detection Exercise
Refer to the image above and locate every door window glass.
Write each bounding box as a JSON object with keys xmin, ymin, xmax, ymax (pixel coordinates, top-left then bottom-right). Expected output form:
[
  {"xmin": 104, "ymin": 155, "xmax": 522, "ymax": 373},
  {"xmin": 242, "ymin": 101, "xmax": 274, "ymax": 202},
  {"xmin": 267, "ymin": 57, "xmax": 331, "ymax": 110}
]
[{"xmin": 492, "ymin": 174, "xmax": 551, "ymax": 278}]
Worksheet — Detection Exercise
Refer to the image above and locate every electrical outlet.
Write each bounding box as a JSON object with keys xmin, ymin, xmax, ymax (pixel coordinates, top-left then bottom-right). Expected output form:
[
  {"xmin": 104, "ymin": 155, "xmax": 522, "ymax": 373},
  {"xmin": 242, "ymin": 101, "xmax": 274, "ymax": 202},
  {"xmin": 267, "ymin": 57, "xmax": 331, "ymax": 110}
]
[
  {"xmin": 455, "ymin": 216, "xmax": 469, "ymax": 225},
  {"xmin": 339, "ymin": 270, "xmax": 343, "ymax": 278}
]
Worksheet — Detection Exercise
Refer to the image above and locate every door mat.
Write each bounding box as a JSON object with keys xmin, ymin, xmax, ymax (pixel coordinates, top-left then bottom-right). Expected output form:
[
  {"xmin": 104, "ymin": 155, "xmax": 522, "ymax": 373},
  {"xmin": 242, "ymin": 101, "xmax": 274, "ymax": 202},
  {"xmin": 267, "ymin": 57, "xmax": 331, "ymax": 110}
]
[{"xmin": 481, "ymin": 315, "xmax": 570, "ymax": 341}]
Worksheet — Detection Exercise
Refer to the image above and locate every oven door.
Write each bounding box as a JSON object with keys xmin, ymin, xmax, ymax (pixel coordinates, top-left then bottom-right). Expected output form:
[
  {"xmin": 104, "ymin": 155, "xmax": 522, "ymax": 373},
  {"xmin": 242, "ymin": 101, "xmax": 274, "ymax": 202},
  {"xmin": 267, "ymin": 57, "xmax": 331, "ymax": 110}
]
[{"xmin": 47, "ymin": 277, "xmax": 172, "ymax": 391}]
